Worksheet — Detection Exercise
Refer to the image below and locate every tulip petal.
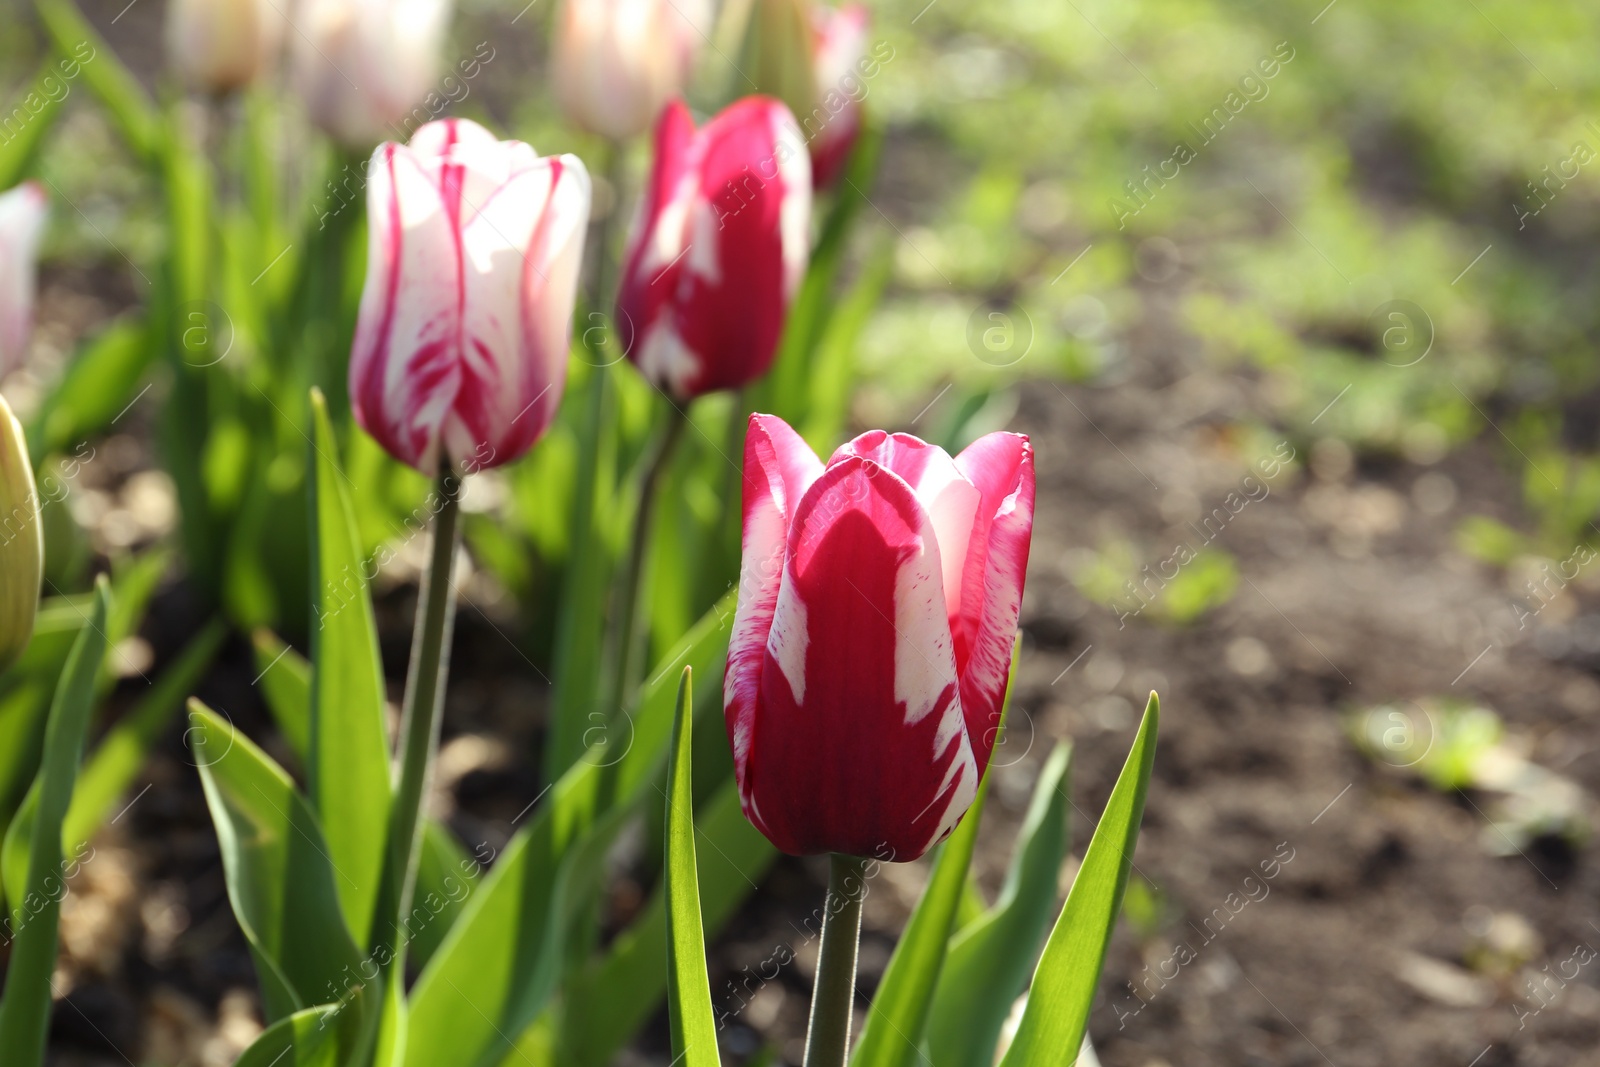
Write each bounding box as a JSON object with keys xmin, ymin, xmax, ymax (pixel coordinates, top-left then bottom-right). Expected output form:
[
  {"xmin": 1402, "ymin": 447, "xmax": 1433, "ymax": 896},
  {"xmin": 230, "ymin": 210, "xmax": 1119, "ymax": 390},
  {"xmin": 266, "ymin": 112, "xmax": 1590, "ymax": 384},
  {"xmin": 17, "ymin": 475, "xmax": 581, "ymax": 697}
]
[
  {"xmin": 724, "ymin": 415, "xmax": 824, "ymax": 799},
  {"xmin": 443, "ymin": 155, "xmax": 590, "ymax": 468},
  {"xmin": 0, "ymin": 183, "xmax": 46, "ymax": 377},
  {"xmin": 952, "ymin": 432, "xmax": 1035, "ymax": 770},
  {"xmin": 832, "ymin": 431, "xmax": 981, "ymax": 633},
  {"xmin": 350, "ymin": 142, "xmax": 464, "ymax": 470},
  {"xmin": 743, "ymin": 456, "xmax": 977, "ymax": 859}
]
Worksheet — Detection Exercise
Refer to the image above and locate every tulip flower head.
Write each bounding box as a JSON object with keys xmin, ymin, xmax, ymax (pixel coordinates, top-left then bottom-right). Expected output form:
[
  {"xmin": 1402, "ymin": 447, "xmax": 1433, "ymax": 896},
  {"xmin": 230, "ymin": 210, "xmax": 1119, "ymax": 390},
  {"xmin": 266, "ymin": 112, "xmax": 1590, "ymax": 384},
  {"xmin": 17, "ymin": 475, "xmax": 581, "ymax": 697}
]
[
  {"xmin": 0, "ymin": 182, "xmax": 47, "ymax": 378},
  {"xmin": 293, "ymin": 0, "xmax": 452, "ymax": 147},
  {"xmin": 166, "ymin": 0, "xmax": 286, "ymax": 93},
  {"xmin": 616, "ymin": 98, "xmax": 811, "ymax": 401},
  {"xmin": 350, "ymin": 119, "xmax": 591, "ymax": 473},
  {"xmin": 725, "ymin": 415, "xmax": 1036, "ymax": 860},
  {"xmin": 0, "ymin": 392, "xmax": 41, "ymax": 671},
  {"xmin": 805, "ymin": 3, "xmax": 869, "ymax": 188},
  {"xmin": 551, "ymin": 0, "xmax": 710, "ymax": 142}
]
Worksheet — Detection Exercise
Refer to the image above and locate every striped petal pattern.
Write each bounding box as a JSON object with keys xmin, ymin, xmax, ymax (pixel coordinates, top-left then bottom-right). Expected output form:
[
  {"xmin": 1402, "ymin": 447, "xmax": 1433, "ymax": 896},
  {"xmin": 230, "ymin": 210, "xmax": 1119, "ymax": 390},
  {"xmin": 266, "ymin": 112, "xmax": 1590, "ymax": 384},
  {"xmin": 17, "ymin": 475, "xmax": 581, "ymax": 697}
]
[
  {"xmin": 350, "ymin": 118, "xmax": 590, "ymax": 472},
  {"xmin": 616, "ymin": 97, "xmax": 810, "ymax": 401},
  {"xmin": 724, "ymin": 414, "xmax": 1036, "ymax": 860}
]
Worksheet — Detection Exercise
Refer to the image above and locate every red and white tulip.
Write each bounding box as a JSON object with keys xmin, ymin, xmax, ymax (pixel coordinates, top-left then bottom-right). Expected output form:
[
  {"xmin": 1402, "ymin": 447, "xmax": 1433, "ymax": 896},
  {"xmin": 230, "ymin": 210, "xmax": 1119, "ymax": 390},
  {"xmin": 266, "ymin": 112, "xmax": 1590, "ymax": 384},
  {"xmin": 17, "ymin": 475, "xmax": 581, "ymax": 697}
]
[
  {"xmin": 0, "ymin": 182, "xmax": 47, "ymax": 378},
  {"xmin": 616, "ymin": 97, "xmax": 811, "ymax": 401},
  {"xmin": 551, "ymin": 0, "xmax": 710, "ymax": 142},
  {"xmin": 349, "ymin": 119, "xmax": 590, "ymax": 473},
  {"xmin": 724, "ymin": 415, "xmax": 1036, "ymax": 860},
  {"xmin": 292, "ymin": 0, "xmax": 453, "ymax": 147},
  {"xmin": 805, "ymin": 3, "xmax": 869, "ymax": 188}
]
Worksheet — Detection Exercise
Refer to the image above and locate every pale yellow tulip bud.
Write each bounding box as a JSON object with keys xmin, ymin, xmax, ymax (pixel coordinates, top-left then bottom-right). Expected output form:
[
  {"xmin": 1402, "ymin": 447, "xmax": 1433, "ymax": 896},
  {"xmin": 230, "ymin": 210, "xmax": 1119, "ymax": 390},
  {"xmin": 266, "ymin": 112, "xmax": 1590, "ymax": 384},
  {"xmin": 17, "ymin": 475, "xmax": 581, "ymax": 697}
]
[{"xmin": 0, "ymin": 393, "xmax": 42, "ymax": 671}]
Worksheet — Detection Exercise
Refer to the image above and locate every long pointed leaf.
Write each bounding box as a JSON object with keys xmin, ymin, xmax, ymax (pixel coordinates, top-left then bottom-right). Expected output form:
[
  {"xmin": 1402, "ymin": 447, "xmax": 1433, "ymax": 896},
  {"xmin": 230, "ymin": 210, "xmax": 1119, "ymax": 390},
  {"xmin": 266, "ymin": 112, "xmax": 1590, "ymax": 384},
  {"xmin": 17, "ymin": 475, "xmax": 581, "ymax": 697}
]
[
  {"xmin": 32, "ymin": 0, "xmax": 160, "ymax": 160},
  {"xmin": 252, "ymin": 628, "xmax": 311, "ymax": 763},
  {"xmin": 308, "ymin": 388, "xmax": 392, "ymax": 948},
  {"xmin": 63, "ymin": 619, "xmax": 226, "ymax": 852},
  {"xmin": 557, "ymin": 778, "xmax": 776, "ymax": 1066},
  {"xmin": 404, "ymin": 593, "xmax": 735, "ymax": 1067},
  {"xmin": 665, "ymin": 667, "xmax": 719, "ymax": 1067},
  {"xmin": 189, "ymin": 700, "xmax": 363, "ymax": 1022},
  {"xmin": 0, "ymin": 577, "xmax": 109, "ymax": 1064},
  {"xmin": 928, "ymin": 743, "xmax": 1071, "ymax": 1067},
  {"xmin": 998, "ymin": 693, "xmax": 1159, "ymax": 1067}
]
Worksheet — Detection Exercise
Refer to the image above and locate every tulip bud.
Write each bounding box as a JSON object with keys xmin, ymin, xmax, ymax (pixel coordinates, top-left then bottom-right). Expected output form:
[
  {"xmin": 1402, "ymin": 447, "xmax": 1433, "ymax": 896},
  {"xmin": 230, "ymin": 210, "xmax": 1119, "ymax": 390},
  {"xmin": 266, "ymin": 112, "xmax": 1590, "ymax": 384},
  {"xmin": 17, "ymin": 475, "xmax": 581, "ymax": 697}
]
[
  {"xmin": 166, "ymin": 0, "xmax": 286, "ymax": 94},
  {"xmin": 744, "ymin": 0, "xmax": 817, "ymax": 123},
  {"xmin": 350, "ymin": 118, "xmax": 591, "ymax": 473},
  {"xmin": 292, "ymin": 0, "xmax": 453, "ymax": 148},
  {"xmin": 0, "ymin": 393, "xmax": 42, "ymax": 671},
  {"xmin": 0, "ymin": 182, "xmax": 47, "ymax": 378},
  {"xmin": 724, "ymin": 415, "xmax": 1036, "ymax": 860},
  {"xmin": 616, "ymin": 98, "xmax": 810, "ymax": 401},
  {"xmin": 804, "ymin": 4, "xmax": 869, "ymax": 188},
  {"xmin": 551, "ymin": 0, "xmax": 710, "ymax": 142}
]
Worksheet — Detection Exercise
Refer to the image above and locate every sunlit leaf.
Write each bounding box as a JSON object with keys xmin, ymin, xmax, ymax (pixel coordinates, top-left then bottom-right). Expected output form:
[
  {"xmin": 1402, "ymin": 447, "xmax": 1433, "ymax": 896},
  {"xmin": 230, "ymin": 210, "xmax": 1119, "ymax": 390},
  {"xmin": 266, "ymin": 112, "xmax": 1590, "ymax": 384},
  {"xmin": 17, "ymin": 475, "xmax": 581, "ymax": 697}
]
[
  {"xmin": 999, "ymin": 694, "xmax": 1159, "ymax": 1067},
  {"xmin": 664, "ymin": 667, "xmax": 719, "ymax": 1067},
  {"xmin": 928, "ymin": 743, "xmax": 1071, "ymax": 1067},
  {"xmin": 0, "ymin": 578, "xmax": 109, "ymax": 1065}
]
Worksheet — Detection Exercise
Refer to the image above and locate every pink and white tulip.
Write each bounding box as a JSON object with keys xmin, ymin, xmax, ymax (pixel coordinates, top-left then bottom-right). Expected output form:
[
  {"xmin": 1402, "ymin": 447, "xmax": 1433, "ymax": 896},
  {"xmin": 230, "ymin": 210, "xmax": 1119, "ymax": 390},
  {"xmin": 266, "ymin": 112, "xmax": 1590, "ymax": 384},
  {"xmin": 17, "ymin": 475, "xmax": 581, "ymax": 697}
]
[
  {"xmin": 166, "ymin": 0, "xmax": 285, "ymax": 93},
  {"xmin": 551, "ymin": 0, "xmax": 710, "ymax": 142},
  {"xmin": 804, "ymin": 3, "xmax": 869, "ymax": 188},
  {"xmin": 616, "ymin": 98, "xmax": 810, "ymax": 401},
  {"xmin": 292, "ymin": 0, "xmax": 452, "ymax": 147},
  {"xmin": 349, "ymin": 119, "xmax": 590, "ymax": 472},
  {"xmin": 0, "ymin": 183, "xmax": 47, "ymax": 378},
  {"xmin": 724, "ymin": 415, "xmax": 1036, "ymax": 860}
]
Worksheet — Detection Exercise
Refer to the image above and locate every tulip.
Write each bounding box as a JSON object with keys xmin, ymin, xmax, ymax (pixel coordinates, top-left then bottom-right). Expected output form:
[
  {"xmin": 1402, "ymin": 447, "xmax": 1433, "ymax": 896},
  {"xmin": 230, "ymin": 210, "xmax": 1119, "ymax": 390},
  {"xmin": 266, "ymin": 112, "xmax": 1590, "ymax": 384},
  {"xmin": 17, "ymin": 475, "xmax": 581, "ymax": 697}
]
[
  {"xmin": 349, "ymin": 118, "xmax": 591, "ymax": 472},
  {"xmin": 551, "ymin": 0, "xmax": 710, "ymax": 142},
  {"xmin": 292, "ymin": 0, "xmax": 453, "ymax": 147},
  {"xmin": 0, "ymin": 182, "xmax": 47, "ymax": 379},
  {"xmin": 616, "ymin": 97, "xmax": 810, "ymax": 401},
  {"xmin": 724, "ymin": 415, "xmax": 1036, "ymax": 860},
  {"xmin": 166, "ymin": 0, "xmax": 285, "ymax": 93},
  {"xmin": 804, "ymin": 4, "xmax": 869, "ymax": 188},
  {"xmin": 0, "ymin": 392, "xmax": 42, "ymax": 670}
]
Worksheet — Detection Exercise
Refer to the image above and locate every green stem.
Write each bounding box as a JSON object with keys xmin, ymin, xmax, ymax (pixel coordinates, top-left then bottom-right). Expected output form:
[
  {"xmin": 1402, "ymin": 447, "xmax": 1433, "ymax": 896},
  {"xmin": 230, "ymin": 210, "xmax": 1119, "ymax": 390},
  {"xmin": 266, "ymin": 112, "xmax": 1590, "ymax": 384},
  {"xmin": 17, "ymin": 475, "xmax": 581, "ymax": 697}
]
[
  {"xmin": 804, "ymin": 853, "xmax": 869, "ymax": 1067},
  {"xmin": 383, "ymin": 463, "xmax": 462, "ymax": 974},
  {"xmin": 590, "ymin": 139, "xmax": 625, "ymax": 312},
  {"xmin": 609, "ymin": 406, "xmax": 688, "ymax": 710}
]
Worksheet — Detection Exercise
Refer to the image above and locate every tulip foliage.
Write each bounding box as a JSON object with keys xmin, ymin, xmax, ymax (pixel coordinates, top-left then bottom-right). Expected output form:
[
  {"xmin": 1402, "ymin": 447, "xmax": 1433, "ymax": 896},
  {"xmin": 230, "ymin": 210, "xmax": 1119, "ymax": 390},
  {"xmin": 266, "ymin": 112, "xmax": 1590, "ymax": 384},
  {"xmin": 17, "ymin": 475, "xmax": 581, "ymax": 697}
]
[{"xmin": 0, "ymin": 0, "xmax": 1161, "ymax": 1064}]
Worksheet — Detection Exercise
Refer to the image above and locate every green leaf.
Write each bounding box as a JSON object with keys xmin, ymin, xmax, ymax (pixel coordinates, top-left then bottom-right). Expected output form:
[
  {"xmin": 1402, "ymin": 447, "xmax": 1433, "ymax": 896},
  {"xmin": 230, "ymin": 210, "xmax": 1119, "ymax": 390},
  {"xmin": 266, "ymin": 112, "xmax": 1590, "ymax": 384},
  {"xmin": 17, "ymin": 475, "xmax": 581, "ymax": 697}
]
[
  {"xmin": 0, "ymin": 577, "xmax": 109, "ymax": 1065},
  {"xmin": 665, "ymin": 667, "xmax": 719, "ymax": 1067},
  {"xmin": 63, "ymin": 620, "xmax": 225, "ymax": 853},
  {"xmin": 850, "ymin": 700, "xmax": 1006, "ymax": 1067},
  {"xmin": 928, "ymin": 743, "xmax": 1072, "ymax": 1067},
  {"xmin": 308, "ymin": 388, "xmax": 392, "ymax": 950},
  {"xmin": 29, "ymin": 317, "xmax": 155, "ymax": 465},
  {"xmin": 251, "ymin": 628, "xmax": 471, "ymax": 973},
  {"xmin": 557, "ymin": 777, "xmax": 776, "ymax": 1067},
  {"xmin": 32, "ymin": 0, "xmax": 160, "ymax": 161},
  {"xmin": 233, "ymin": 1000, "xmax": 367, "ymax": 1067},
  {"xmin": 252, "ymin": 628, "xmax": 311, "ymax": 764},
  {"xmin": 998, "ymin": 694, "xmax": 1159, "ymax": 1067},
  {"xmin": 0, "ymin": 62, "xmax": 69, "ymax": 190},
  {"xmin": 404, "ymin": 593, "xmax": 735, "ymax": 1067},
  {"xmin": 189, "ymin": 700, "xmax": 364, "ymax": 1022},
  {"xmin": 545, "ymin": 364, "xmax": 617, "ymax": 781}
]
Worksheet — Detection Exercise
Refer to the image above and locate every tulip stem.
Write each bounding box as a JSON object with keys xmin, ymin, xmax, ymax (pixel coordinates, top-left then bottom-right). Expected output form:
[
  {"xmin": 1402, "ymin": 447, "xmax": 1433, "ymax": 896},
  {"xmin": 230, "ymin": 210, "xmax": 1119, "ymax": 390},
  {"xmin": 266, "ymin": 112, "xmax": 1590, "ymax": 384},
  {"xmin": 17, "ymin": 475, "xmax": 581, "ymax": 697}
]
[
  {"xmin": 804, "ymin": 853, "xmax": 869, "ymax": 1067},
  {"xmin": 382, "ymin": 463, "xmax": 462, "ymax": 973},
  {"xmin": 610, "ymin": 405, "xmax": 688, "ymax": 710}
]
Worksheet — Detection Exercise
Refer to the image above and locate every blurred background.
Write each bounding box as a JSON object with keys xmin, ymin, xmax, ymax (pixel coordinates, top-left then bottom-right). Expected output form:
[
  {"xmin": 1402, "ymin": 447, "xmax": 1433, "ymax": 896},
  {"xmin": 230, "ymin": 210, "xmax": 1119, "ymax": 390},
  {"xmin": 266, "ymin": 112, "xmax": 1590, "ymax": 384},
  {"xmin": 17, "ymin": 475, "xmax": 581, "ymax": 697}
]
[{"xmin": 4, "ymin": 0, "xmax": 1600, "ymax": 1064}]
